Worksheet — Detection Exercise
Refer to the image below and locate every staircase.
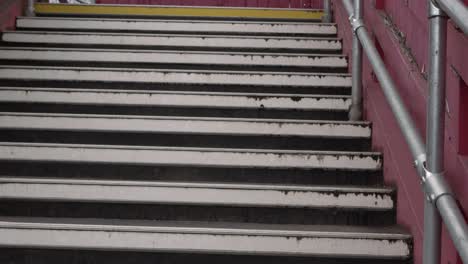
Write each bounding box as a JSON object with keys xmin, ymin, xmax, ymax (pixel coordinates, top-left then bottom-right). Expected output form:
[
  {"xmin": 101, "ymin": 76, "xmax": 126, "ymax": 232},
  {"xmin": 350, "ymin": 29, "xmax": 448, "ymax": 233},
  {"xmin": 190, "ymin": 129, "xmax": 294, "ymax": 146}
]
[{"xmin": 0, "ymin": 9, "xmax": 411, "ymax": 264}]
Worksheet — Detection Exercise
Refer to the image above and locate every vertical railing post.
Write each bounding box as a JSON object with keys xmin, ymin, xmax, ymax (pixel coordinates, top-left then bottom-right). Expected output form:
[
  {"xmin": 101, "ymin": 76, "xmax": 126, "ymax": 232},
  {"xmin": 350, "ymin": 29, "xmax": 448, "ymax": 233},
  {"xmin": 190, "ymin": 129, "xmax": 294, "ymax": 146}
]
[
  {"xmin": 349, "ymin": 0, "xmax": 362, "ymax": 121},
  {"xmin": 323, "ymin": 0, "xmax": 332, "ymax": 23},
  {"xmin": 423, "ymin": 1, "xmax": 447, "ymax": 263},
  {"xmin": 26, "ymin": 0, "xmax": 35, "ymax": 16}
]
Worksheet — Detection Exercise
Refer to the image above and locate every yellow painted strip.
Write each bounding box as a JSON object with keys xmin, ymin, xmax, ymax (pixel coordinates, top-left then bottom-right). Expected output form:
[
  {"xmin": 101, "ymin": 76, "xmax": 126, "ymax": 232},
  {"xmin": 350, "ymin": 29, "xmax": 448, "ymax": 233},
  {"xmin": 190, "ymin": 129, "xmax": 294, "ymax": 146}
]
[{"xmin": 34, "ymin": 3, "xmax": 324, "ymax": 20}]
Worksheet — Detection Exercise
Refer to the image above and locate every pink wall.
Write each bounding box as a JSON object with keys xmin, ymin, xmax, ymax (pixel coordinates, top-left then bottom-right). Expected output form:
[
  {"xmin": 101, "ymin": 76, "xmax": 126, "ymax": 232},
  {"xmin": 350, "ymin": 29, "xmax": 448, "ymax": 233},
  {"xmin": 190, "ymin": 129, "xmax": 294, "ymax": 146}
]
[
  {"xmin": 332, "ymin": 1, "xmax": 468, "ymax": 264},
  {"xmin": 95, "ymin": 0, "xmax": 323, "ymax": 8},
  {"xmin": 0, "ymin": 0, "xmax": 25, "ymax": 31}
]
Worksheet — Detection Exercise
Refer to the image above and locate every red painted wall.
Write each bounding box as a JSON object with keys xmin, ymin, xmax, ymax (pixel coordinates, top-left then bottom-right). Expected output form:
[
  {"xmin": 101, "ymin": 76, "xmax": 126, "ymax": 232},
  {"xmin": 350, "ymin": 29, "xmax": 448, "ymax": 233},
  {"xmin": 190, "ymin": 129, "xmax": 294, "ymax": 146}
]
[
  {"xmin": 95, "ymin": 0, "xmax": 323, "ymax": 8},
  {"xmin": 0, "ymin": 0, "xmax": 25, "ymax": 31},
  {"xmin": 331, "ymin": 1, "xmax": 468, "ymax": 264}
]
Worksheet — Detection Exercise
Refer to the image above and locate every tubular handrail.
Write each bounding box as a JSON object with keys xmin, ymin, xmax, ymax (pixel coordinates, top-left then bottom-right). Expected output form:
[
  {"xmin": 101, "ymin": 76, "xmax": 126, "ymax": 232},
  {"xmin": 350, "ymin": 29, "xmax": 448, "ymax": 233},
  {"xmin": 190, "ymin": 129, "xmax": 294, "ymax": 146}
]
[
  {"xmin": 340, "ymin": 0, "xmax": 468, "ymax": 263},
  {"xmin": 435, "ymin": 0, "xmax": 468, "ymax": 35},
  {"xmin": 343, "ymin": 0, "xmax": 426, "ymax": 160},
  {"xmin": 27, "ymin": 0, "xmax": 34, "ymax": 16}
]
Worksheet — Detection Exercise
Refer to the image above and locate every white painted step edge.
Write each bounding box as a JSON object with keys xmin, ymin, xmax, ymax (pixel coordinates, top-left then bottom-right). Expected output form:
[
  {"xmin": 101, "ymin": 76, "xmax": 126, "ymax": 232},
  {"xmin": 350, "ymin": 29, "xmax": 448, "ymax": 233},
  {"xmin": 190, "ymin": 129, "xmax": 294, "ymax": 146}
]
[
  {"xmin": 0, "ymin": 177, "xmax": 393, "ymax": 210},
  {"xmin": 0, "ymin": 48, "xmax": 348, "ymax": 68},
  {"xmin": 0, "ymin": 217, "xmax": 411, "ymax": 258},
  {"xmin": 0, "ymin": 142, "xmax": 382, "ymax": 170},
  {"xmin": 2, "ymin": 31, "xmax": 342, "ymax": 50},
  {"xmin": 0, "ymin": 87, "xmax": 352, "ymax": 111},
  {"xmin": 0, "ymin": 66, "xmax": 352, "ymax": 87},
  {"xmin": 0, "ymin": 112, "xmax": 371, "ymax": 138},
  {"xmin": 16, "ymin": 16, "xmax": 338, "ymax": 35}
]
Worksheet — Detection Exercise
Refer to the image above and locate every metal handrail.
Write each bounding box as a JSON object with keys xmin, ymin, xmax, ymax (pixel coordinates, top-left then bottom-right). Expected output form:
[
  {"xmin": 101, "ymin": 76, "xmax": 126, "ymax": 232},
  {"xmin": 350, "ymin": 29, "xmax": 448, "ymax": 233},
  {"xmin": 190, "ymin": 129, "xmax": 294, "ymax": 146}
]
[
  {"xmin": 435, "ymin": 0, "xmax": 468, "ymax": 35},
  {"xmin": 27, "ymin": 0, "xmax": 34, "ymax": 16},
  {"xmin": 340, "ymin": 0, "xmax": 468, "ymax": 263}
]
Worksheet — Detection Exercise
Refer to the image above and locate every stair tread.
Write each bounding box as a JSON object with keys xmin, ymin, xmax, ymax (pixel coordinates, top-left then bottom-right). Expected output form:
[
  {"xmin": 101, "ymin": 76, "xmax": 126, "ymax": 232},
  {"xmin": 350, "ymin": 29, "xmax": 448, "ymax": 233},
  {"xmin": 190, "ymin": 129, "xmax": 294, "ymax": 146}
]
[
  {"xmin": 0, "ymin": 47, "xmax": 347, "ymax": 69},
  {"xmin": 4, "ymin": 30, "xmax": 339, "ymax": 40},
  {"xmin": 17, "ymin": 16, "xmax": 337, "ymax": 35},
  {"xmin": 0, "ymin": 141, "xmax": 381, "ymax": 155},
  {"xmin": 0, "ymin": 177, "xmax": 391, "ymax": 192},
  {"xmin": 0, "ymin": 112, "xmax": 371, "ymax": 138},
  {"xmin": 2, "ymin": 30, "xmax": 341, "ymax": 51},
  {"xmin": 0, "ymin": 216, "xmax": 411, "ymax": 258},
  {"xmin": 0, "ymin": 216, "xmax": 409, "ymax": 238},
  {"xmin": 0, "ymin": 65, "xmax": 351, "ymax": 76},
  {"xmin": 0, "ymin": 46, "xmax": 345, "ymax": 57},
  {"xmin": 0, "ymin": 87, "xmax": 351, "ymax": 112},
  {"xmin": 0, "ymin": 142, "xmax": 381, "ymax": 170},
  {"xmin": 0, "ymin": 177, "xmax": 394, "ymax": 210}
]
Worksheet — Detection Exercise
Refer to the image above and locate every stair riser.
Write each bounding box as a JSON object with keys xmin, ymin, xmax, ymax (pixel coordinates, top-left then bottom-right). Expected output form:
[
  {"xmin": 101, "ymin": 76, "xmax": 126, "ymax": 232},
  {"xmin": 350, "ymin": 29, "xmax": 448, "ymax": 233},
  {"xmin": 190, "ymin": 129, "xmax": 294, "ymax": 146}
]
[
  {"xmin": 16, "ymin": 17, "xmax": 338, "ymax": 36},
  {"xmin": 0, "ymin": 81, "xmax": 351, "ymax": 95},
  {"xmin": 0, "ymin": 162, "xmax": 383, "ymax": 186},
  {"xmin": 0, "ymin": 249, "xmax": 414, "ymax": 264},
  {"xmin": 1, "ymin": 130, "xmax": 370, "ymax": 151},
  {"xmin": 0, "ymin": 103, "xmax": 350, "ymax": 121},
  {"xmin": 0, "ymin": 201, "xmax": 396, "ymax": 226}
]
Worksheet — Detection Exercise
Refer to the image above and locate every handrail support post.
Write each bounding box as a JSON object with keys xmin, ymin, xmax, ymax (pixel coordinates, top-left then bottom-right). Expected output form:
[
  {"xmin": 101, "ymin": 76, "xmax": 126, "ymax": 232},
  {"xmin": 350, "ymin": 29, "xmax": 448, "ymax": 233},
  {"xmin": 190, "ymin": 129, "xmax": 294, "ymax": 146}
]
[
  {"xmin": 322, "ymin": 0, "xmax": 332, "ymax": 23},
  {"xmin": 425, "ymin": 1, "xmax": 468, "ymax": 262},
  {"xmin": 423, "ymin": 2, "xmax": 446, "ymax": 264},
  {"xmin": 348, "ymin": 0, "xmax": 363, "ymax": 121},
  {"xmin": 26, "ymin": 0, "xmax": 35, "ymax": 16}
]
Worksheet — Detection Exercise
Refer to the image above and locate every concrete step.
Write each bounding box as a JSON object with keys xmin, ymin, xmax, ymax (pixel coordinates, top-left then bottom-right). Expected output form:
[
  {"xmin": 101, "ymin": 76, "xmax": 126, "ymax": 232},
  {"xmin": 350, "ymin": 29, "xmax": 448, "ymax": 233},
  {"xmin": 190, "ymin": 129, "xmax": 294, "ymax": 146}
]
[
  {"xmin": 0, "ymin": 113, "xmax": 368, "ymax": 138},
  {"xmin": 0, "ymin": 66, "xmax": 351, "ymax": 94},
  {"xmin": 16, "ymin": 16, "xmax": 337, "ymax": 37},
  {"xmin": 0, "ymin": 177, "xmax": 394, "ymax": 226},
  {"xmin": 0, "ymin": 87, "xmax": 351, "ymax": 120},
  {"xmin": 0, "ymin": 112, "xmax": 370, "ymax": 151},
  {"xmin": 0, "ymin": 177, "xmax": 394, "ymax": 225},
  {"xmin": 0, "ymin": 142, "xmax": 381, "ymax": 170},
  {"xmin": 0, "ymin": 217, "xmax": 411, "ymax": 259},
  {"xmin": 0, "ymin": 87, "xmax": 350, "ymax": 111},
  {"xmin": 1, "ymin": 31, "xmax": 341, "ymax": 53},
  {"xmin": 0, "ymin": 47, "xmax": 347, "ymax": 72},
  {"xmin": 0, "ymin": 177, "xmax": 394, "ymax": 210}
]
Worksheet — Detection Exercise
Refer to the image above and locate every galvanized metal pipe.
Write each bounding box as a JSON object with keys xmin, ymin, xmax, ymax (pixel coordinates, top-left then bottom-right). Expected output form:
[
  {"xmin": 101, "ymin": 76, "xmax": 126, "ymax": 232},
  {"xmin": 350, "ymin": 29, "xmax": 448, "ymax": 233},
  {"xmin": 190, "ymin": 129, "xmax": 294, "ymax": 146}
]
[
  {"xmin": 342, "ymin": 0, "xmax": 425, "ymax": 161},
  {"xmin": 436, "ymin": 195, "xmax": 468, "ymax": 262},
  {"xmin": 323, "ymin": 0, "xmax": 332, "ymax": 23},
  {"xmin": 343, "ymin": 0, "xmax": 468, "ymax": 262},
  {"xmin": 342, "ymin": 0, "xmax": 353, "ymax": 17},
  {"xmin": 426, "ymin": 3, "xmax": 468, "ymax": 262},
  {"xmin": 349, "ymin": 0, "xmax": 363, "ymax": 121},
  {"xmin": 423, "ymin": 200, "xmax": 441, "ymax": 264},
  {"xmin": 26, "ymin": 0, "xmax": 35, "ymax": 16},
  {"xmin": 423, "ymin": 2, "xmax": 447, "ymax": 263},
  {"xmin": 435, "ymin": 0, "xmax": 468, "ymax": 35}
]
